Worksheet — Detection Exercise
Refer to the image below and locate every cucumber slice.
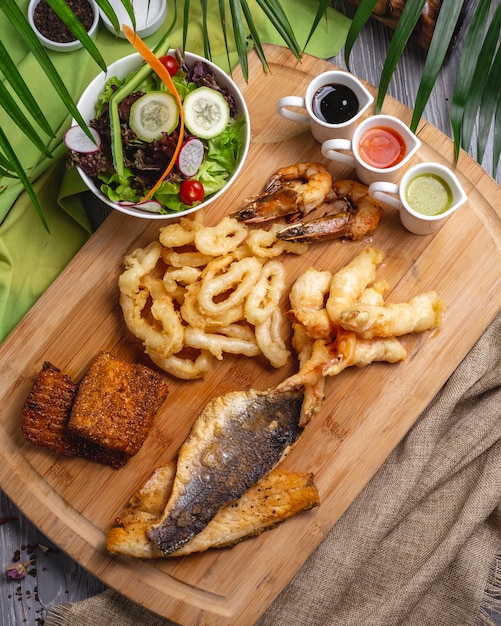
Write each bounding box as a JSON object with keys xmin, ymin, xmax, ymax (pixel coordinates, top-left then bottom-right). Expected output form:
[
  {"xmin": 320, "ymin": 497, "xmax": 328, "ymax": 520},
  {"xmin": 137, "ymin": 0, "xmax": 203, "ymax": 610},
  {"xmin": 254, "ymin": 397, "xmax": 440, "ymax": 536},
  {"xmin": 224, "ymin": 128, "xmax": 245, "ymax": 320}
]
[
  {"xmin": 129, "ymin": 91, "xmax": 179, "ymax": 142},
  {"xmin": 183, "ymin": 87, "xmax": 230, "ymax": 139}
]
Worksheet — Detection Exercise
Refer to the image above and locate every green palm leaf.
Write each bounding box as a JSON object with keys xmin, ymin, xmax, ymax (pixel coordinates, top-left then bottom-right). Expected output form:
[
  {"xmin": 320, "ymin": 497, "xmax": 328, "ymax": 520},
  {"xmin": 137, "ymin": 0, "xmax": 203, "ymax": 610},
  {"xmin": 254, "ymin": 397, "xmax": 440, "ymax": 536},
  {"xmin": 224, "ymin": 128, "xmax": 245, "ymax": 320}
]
[
  {"xmin": 343, "ymin": 0, "xmax": 380, "ymax": 71},
  {"xmin": 254, "ymin": 0, "xmax": 301, "ymax": 60},
  {"xmin": 492, "ymin": 97, "xmax": 501, "ymax": 177},
  {"xmin": 0, "ymin": 82, "xmax": 52, "ymax": 158},
  {"xmin": 450, "ymin": 0, "xmax": 492, "ymax": 162},
  {"xmin": 410, "ymin": 0, "xmax": 465, "ymax": 132},
  {"xmin": 240, "ymin": 0, "xmax": 270, "ymax": 71},
  {"xmin": 44, "ymin": 0, "xmax": 107, "ymax": 69},
  {"xmin": 1, "ymin": 0, "xmax": 100, "ymax": 139},
  {"xmin": 94, "ymin": 0, "xmax": 136, "ymax": 32},
  {"xmin": 0, "ymin": 40, "xmax": 54, "ymax": 138},
  {"xmin": 217, "ymin": 0, "xmax": 234, "ymax": 73},
  {"xmin": 228, "ymin": 0, "xmax": 249, "ymax": 79},
  {"xmin": 376, "ymin": 0, "xmax": 427, "ymax": 113},
  {"xmin": 460, "ymin": 1, "xmax": 501, "ymax": 154},
  {"xmin": 476, "ymin": 29, "xmax": 501, "ymax": 173},
  {"xmin": 0, "ymin": 127, "xmax": 49, "ymax": 231}
]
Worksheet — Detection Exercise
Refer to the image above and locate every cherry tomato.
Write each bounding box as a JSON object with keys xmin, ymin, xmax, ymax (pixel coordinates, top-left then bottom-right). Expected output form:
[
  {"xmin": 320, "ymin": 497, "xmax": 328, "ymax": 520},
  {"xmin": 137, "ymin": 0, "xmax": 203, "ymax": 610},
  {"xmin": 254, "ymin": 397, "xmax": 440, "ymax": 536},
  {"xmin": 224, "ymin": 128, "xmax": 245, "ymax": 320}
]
[
  {"xmin": 159, "ymin": 55, "xmax": 180, "ymax": 76},
  {"xmin": 179, "ymin": 179, "xmax": 204, "ymax": 205}
]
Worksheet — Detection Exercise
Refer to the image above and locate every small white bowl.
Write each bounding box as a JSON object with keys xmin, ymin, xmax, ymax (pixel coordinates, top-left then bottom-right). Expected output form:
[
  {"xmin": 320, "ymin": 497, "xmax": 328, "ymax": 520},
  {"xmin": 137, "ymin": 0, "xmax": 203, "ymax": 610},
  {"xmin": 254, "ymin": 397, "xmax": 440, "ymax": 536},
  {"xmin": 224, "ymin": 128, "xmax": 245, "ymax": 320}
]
[
  {"xmin": 74, "ymin": 52, "xmax": 251, "ymax": 220},
  {"xmin": 99, "ymin": 0, "xmax": 167, "ymax": 38},
  {"xmin": 28, "ymin": 0, "xmax": 99, "ymax": 52}
]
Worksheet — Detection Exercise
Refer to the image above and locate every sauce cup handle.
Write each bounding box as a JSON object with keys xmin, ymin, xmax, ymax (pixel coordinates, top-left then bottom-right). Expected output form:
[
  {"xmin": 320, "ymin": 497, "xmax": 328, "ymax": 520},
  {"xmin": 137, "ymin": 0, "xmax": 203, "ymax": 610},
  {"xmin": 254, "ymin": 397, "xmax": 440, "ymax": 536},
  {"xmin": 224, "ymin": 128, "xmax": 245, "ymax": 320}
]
[
  {"xmin": 368, "ymin": 181, "xmax": 402, "ymax": 209},
  {"xmin": 321, "ymin": 138, "xmax": 356, "ymax": 167},
  {"xmin": 276, "ymin": 96, "xmax": 310, "ymax": 124}
]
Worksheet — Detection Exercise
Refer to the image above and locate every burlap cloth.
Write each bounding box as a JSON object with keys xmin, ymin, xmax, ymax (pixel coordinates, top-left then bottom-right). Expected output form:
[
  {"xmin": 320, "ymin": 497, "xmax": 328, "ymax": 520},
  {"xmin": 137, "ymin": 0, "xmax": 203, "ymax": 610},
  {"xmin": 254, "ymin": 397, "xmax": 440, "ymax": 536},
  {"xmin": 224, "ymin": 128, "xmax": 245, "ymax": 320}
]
[{"xmin": 46, "ymin": 309, "xmax": 501, "ymax": 625}]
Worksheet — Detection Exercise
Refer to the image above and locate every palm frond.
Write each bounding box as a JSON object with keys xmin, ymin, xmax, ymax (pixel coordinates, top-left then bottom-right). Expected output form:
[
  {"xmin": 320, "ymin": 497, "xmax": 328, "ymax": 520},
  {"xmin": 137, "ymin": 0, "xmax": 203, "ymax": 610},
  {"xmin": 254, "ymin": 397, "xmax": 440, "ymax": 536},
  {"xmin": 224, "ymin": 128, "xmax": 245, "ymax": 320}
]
[
  {"xmin": 410, "ymin": 0, "xmax": 465, "ymax": 132},
  {"xmin": 228, "ymin": 0, "xmax": 249, "ymax": 79},
  {"xmin": 375, "ymin": 0, "xmax": 427, "ymax": 113},
  {"xmin": 450, "ymin": 0, "xmax": 492, "ymax": 162},
  {"xmin": 0, "ymin": 82, "xmax": 53, "ymax": 158},
  {"xmin": 476, "ymin": 25, "xmax": 501, "ymax": 169},
  {"xmin": 343, "ymin": 0, "xmax": 380, "ymax": 71},
  {"xmin": 0, "ymin": 127, "xmax": 49, "ymax": 231},
  {"xmin": 0, "ymin": 40, "xmax": 55, "ymax": 138},
  {"xmin": 94, "ymin": 0, "xmax": 136, "ymax": 32},
  {"xmin": 460, "ymin": 1, "xmax": 501, "ymax": 154},
  {"xmin": 44, "ymin": 0, "xmax": 107, "ymax": 69}
]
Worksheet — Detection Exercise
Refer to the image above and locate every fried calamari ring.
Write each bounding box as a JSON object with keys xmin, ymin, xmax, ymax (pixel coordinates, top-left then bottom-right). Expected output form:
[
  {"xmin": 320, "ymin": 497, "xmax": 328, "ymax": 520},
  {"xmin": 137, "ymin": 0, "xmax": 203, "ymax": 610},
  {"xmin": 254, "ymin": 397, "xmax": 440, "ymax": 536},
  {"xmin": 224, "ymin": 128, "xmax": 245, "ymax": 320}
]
[
  {"xmin": 119, "ymin": 242, "xmax": 185, "ymax": 357},
  {"xmin": 147, "ymin": 349, "xmax": 214, "ymax": 380},
  {"xmin": 181, "ymin": 282, "xmax": 245, "ymax": 329},
  {"xmin": 254, "ymin": 308, "xmax": 290, "ymax": 368},
  {"xmin": 184, "ymin": 324, "xmax": 260, "ymax": 360},
  {"xmin": 246, "ymin": 226, "xmax": 308, "ymax": 259},
  {"xmin": 194, "ymin": 216, "xmax": 248, "ymax": 256},
  {"xmin": 244, "ymin": 260, "xmax": 286, "ymax": 325},
  {"xmin": 198, "ymin": 256, "xmax": 263, "ymax": 315}
]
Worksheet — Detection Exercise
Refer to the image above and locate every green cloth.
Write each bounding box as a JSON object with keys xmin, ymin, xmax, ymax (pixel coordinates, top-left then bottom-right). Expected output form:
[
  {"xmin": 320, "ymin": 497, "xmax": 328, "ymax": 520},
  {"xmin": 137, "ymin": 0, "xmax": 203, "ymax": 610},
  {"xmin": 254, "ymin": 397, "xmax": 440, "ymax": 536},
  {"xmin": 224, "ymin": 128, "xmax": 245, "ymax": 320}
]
[{"xmin": 0, "ymin": 0, "xmax": 350, "ymax": 342}]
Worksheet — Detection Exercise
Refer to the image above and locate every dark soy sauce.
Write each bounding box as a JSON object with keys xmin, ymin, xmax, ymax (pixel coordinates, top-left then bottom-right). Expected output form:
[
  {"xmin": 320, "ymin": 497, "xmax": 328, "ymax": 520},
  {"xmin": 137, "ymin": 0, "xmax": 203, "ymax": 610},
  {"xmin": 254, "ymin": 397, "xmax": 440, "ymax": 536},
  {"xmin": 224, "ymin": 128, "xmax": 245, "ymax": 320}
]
[{"xmin": 312, "ymin": 84, "xmax": 359, "ymax": 125}]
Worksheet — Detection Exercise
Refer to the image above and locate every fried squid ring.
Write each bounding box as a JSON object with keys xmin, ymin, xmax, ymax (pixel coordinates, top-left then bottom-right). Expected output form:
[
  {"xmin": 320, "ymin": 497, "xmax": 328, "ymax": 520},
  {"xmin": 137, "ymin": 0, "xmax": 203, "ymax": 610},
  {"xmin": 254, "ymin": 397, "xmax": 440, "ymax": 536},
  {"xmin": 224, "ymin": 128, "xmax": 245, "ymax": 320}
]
[
  {"xmin": 194, "ymin": 216, "xmax": 249, "ymax": 256},
  {"xmin": 244, "ymin": 260, "xmax": 286, "ymax": 325},
  {"xmin": 246, "ymin": 226, "xmax": 308, "ymax": 259},
  {"xmin": 181, "ymin": 282, "xmax": 245, "ymax": 329},
  {"xmin": 198, "ymin": 256, "xmax": 263, "ymax": 315},
  {"xmin": 184, "ymin": 324, "xmax": 260, "ymax": 360},
  {"xmin": 147, "ymin": 348, "xmax": 214, "ymax": 380},
  {"xmin": 254, "ymin": 308, "xmax": 290, "ymax": 368}
]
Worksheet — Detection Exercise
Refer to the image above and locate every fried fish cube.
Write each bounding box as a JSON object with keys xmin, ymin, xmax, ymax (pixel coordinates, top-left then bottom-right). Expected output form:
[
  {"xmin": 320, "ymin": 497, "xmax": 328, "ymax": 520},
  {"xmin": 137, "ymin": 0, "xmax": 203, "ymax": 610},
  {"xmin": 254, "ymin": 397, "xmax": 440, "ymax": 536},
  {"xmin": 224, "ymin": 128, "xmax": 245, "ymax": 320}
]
[
  {"xmin": 21, "ymin": 361, "xmax": 80, "ymax": 457},
  {"xmin": 21, "ymin": 361, "xmax": 131, "ymax": 468},
  {"xmin": 68, "ymin": 351, "xmax": 168, "ymax": 456}
]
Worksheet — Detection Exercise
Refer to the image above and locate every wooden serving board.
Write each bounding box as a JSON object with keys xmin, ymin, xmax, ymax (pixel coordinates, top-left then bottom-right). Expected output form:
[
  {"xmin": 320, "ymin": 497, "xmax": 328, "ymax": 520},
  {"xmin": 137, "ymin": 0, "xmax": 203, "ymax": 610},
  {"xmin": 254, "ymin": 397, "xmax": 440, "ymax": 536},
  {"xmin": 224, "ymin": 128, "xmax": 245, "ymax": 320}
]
[{"xmin": 1, "ymin": 45, "xmax": 500, "ymax": 625}]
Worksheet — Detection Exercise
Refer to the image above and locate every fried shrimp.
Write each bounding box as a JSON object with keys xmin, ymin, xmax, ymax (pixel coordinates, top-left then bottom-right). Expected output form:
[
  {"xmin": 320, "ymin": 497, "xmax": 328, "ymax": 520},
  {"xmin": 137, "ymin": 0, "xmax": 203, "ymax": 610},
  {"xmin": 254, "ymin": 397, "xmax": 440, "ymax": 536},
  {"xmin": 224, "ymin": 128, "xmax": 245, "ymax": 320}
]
[
  {"xmin": 233, "ymin": 162, "xmax": 333, "ymax": 223},
  {"xmin": 277, "ymin": 179, "xmax": 384, "ymax": 243},
  {"xmin": 289, "ymin": 267, "xmax": 334, "ymax": 340},
  {"xmin": 326, "ymin": 247, "xmax": 384, "ymax": 324}
]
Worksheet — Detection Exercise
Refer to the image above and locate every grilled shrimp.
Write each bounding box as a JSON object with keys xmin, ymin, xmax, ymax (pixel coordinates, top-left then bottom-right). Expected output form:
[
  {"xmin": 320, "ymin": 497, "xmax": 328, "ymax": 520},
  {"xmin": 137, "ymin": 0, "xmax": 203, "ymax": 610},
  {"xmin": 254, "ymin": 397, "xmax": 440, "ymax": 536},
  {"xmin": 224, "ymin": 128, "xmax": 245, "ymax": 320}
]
[
  {"xmin": 277, "ymin": 179, "xmax": 383, "ymax": 243},
  {"xmin": 232, "ymin": 162, "xmax": 333, "ymax": 223}
]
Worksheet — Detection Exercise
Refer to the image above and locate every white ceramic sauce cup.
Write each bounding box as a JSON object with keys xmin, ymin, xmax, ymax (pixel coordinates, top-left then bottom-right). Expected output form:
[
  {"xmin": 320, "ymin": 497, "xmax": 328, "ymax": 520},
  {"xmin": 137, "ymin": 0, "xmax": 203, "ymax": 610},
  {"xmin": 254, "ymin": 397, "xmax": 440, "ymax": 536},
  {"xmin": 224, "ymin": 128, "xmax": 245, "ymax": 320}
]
[
  {"xmin": 276, "ymin": 70, "xmax": 374, "ymax": 143},
  {"xmin": 321, "ymin": 114, "xmax": 421, "ymax": 185},
  {"xmin": 369, "ymin": 161, "xmax": 468, "ymax": 235}
]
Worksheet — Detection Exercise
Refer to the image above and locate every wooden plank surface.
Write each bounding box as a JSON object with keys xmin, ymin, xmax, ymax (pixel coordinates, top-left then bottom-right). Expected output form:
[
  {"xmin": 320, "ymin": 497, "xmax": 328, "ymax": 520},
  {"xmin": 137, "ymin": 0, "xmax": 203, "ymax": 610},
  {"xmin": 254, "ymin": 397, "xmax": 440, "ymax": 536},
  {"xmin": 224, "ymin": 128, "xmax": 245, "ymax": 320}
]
[{"xmin": 1, "ymin": 39, "xmax": 500, "ymax": 625}]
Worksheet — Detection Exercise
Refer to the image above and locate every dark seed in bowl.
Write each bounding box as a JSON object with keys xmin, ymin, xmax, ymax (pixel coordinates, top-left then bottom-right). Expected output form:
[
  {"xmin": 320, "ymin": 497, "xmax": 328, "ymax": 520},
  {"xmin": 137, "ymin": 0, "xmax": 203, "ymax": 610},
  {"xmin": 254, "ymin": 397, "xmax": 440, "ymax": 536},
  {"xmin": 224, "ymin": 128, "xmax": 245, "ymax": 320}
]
[{"xmin": 33, "ymin": 0, "xmax": 94, "ymax": 43}]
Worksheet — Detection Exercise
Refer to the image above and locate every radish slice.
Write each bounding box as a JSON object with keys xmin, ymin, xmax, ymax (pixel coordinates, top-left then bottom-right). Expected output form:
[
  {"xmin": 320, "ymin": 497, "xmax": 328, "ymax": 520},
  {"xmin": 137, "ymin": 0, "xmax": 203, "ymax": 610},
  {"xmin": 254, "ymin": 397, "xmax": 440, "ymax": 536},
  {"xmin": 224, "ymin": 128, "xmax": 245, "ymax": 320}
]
[
  {"xmin": 118, "ymin": 199, "xmax": 163, "ymax": 213},
  {"xmin": 177, "ymin": 138, "xmax": 205, "ymax": 177},
  {"xmin": 64, "ymin": 125, "xmax": 101, "ymax": 154}
]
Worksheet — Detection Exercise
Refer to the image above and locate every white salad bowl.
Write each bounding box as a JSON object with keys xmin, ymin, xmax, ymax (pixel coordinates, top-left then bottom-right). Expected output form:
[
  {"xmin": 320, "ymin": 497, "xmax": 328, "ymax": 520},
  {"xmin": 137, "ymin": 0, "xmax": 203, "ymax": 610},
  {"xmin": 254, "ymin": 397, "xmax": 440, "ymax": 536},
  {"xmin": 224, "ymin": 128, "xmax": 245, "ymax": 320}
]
[{"xmin": 73, "ymin": 52, "xmax": 250, "ymax": 219}]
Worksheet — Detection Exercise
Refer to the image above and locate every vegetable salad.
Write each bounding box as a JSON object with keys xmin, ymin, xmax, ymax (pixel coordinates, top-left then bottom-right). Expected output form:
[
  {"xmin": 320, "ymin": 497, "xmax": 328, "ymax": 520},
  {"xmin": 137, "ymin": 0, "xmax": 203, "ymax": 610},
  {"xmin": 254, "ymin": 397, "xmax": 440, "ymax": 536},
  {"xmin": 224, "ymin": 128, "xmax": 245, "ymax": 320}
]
[{"xmin": 69, "ymin": 50, "xmax": 246, "ymax": 214}]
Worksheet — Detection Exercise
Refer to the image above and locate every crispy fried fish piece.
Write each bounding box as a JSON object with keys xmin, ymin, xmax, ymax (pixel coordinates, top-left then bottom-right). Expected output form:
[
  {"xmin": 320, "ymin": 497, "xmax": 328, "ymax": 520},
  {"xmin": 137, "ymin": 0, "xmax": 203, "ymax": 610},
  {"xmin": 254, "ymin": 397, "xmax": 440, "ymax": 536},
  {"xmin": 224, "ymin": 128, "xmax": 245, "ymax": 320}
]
[
  {"xmin": 107, "ymin": 463, "xmax": 319, "ymax": 558},
  {"xmin": 146, "ymin": 388, "xmax": 304, "ymax": 555},
  {"xmin": 68, "ymin": 351, "xmax": 168, "ymax": 457},
  {"xmin": 21, "ymin": 362, "xmax": 129, "ymax": 467},
  {"xmin": 21, "ymin": 362, "xmax": 80, "ymax": 456}
]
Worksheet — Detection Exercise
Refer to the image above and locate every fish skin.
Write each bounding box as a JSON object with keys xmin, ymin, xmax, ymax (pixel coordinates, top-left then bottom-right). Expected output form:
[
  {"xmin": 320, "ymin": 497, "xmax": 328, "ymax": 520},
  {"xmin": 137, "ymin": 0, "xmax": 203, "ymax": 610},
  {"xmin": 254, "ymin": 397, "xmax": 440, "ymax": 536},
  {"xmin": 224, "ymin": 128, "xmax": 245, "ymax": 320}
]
[{"xmin": 147, "ymin": 388, "xmax": 304, "ymax": 555}]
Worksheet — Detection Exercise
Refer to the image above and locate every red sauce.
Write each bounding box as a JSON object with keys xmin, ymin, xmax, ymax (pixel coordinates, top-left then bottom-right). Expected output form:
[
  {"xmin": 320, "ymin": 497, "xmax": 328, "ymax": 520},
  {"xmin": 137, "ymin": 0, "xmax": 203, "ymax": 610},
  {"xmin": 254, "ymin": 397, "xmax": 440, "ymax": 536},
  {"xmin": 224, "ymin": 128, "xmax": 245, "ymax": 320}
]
[{"xmin": 358, "ymin": 126, "xmax": 406, "ymax": 168}]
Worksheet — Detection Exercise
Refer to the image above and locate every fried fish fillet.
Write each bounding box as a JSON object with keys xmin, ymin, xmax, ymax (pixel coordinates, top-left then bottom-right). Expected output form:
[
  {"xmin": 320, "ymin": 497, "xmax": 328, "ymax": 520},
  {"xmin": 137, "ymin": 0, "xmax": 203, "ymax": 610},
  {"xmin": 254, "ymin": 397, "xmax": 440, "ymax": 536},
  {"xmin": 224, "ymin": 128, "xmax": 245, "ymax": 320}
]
[
  {"xmin": 22, "ymin": 353, "xmax": 169, "ymax": 468},
  {"xmin": 147, "ymin": 388, "xmax": 304, "ymax": 555},
  {"xmin": 107, "ymin": 463, "xmax": 319, "ymax": 558},
  {"xmin": 21, "ymin": 362, "xmax": 80, "ymax": 457},
  {"xmin": 68, "ymin": 351, "xmax": 169, "ymax": 456}
]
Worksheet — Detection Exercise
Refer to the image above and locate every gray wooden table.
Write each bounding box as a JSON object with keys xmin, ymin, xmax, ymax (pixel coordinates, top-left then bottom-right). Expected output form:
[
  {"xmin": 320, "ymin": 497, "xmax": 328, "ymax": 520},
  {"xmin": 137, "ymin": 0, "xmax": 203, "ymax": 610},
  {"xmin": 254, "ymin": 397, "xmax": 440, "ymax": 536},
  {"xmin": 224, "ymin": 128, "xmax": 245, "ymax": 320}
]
[{"xmin": 1, "ymin": 3, "xmax": 500, "ymax": 625}]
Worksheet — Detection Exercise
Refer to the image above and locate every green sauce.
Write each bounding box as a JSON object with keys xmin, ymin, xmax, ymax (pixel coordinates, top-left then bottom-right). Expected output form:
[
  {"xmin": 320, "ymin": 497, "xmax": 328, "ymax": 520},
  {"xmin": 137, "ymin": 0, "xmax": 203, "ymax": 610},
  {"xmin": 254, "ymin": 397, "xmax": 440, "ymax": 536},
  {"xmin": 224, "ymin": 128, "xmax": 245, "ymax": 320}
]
[{"xmin": 405, "ymin": 173, "xmax": 453, "ymax": 216}]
